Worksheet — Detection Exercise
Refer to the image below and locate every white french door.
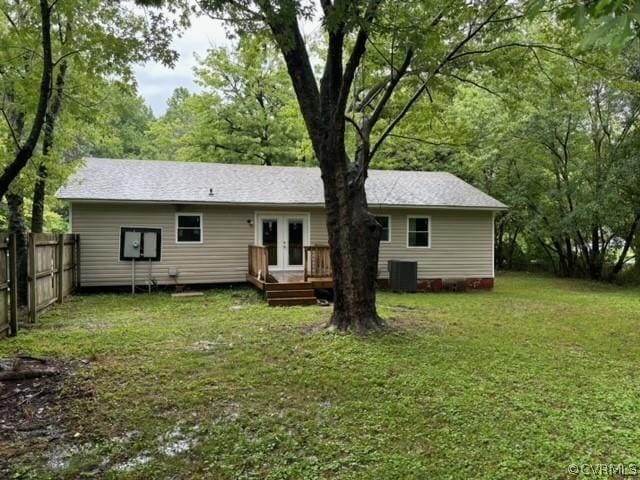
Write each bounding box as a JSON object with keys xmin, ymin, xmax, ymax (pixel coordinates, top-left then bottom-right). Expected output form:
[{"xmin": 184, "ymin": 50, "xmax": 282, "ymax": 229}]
[{"xmin": 256, "ymin": 214, "xmax": 309, "ymax": 271}]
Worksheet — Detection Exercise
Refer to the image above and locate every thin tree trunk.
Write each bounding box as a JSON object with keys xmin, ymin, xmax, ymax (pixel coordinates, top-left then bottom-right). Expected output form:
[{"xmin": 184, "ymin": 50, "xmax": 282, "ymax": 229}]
[
  {"xmin": 506, "ymin": 227, "xmax": 520, "ymax": 270},
  {"xmin": 31, "ymin": 61, "xmax": 68, "ymax": 233},
  {"xmin": 0, "ymin": 0, "xmax": 53, "ymax": 199},
  {"xmin": 7, "ymin": 193, "xmax": 29, "ymax": 308},
  {"xmin": 589, "ymin": 226, "xmax": 602, "ymax": 280},
  {"xmin": 554, "ymin": 238, "xmax": 572, "ymax": 277},
  {"xmin": 495, "ymin": 221, "xmax": 505, "ymax": 269},
  {"xmin": 539, "ymin": 238, "xmax": 559, "ymax": 275},
  {"xmin": 565, "ymin": 237, "xmax": 576, "ymax": 277},
  {"xmin": 31, "ymin": 166, "xmax": 46, "ymax": 233},
  {"xmin": 610, "ymin": 213, "xmax": 640, "ymax": 278}
]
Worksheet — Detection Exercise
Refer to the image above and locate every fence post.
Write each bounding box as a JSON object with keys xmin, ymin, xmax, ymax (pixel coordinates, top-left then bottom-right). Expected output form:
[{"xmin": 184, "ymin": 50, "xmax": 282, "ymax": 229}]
[
  {"xmin": 8, "ymin": 234, "xmax": 17, "ymax": 337},
  {"xmin": 57, "ymin": 234, "xmax": 64, "ymax": 303},
  {"xmin": 28, "ymin": 233, "xmax": 37, "ymax": 323},
  {"xmin": 75, "ymin": 234, "xmax": 81, "ymax": 291}
]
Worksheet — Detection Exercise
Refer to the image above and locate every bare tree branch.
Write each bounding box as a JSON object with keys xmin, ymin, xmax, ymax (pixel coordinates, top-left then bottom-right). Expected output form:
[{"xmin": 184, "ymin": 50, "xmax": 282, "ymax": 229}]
[
  {"xmin": 336, "ymin": 0, "xmax": 382, "ymax": 122},
  {"xmin": 355, "ymin": 76, "xmax": 389, "ymax": 112},
  {"xmin": 369, "ymin": 74, "xmax": 433, "ymax": 160},
  {"xmin": 1, "ymin": 8, "xmax": 17, "ymax": 29},
  {"xmin": 367, "ymin": 48, "xmax": 413, "ymax": 129},
  {"xmin": 345, "ymin": 115, "xmax": 365, "ymax": 142},
  {"xmin": 0, "ymin": 108, "xmax": 22, "ymax": 150},
  {"xmin": 367, "ymin": 37, "xmax": 392, "ymax": 68},
  {"xmin": 53, "ymin": 49, "xmax": 80, "ymax": 66},
  {"xmin": 200, "ymin": 0, "xmax": 264, "ymax": 21},
  {"xmin": 388, "ymin": 133, "xmax": 475, "ymax": 148},
  {"xmin": 368, "ymin": 2, "xmax": 507, "ymax": 161},
  {"xmin": 529, "ymin": 47, "xmax": 561, "ymax": 89},
  {"xmin": 445, "ymin": 73, "xmax": 505, "ymax": 100},
  {"xmin": 258, "ymin": 0, "xmax": 321, "ymax": 147}
]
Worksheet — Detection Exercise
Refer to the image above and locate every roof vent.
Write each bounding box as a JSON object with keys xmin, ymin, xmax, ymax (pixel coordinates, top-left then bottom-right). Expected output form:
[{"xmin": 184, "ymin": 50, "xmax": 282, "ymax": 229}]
[{"xmin": 208, "ymin": 188, "xmax": 214, "ymax": 196}]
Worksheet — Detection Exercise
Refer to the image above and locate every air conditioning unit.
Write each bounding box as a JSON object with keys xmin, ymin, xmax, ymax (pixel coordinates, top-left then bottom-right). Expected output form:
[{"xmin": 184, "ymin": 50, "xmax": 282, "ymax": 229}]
[{"xmin": 388, "ymin": 260, "xmax": 417, "ymax": 293}]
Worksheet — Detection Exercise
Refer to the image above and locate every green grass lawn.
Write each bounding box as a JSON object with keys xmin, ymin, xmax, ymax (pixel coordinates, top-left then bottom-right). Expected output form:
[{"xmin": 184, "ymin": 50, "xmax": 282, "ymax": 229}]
[{"xmin": 2, "ymin": 272, "xmax": 640, "ymax": 479}]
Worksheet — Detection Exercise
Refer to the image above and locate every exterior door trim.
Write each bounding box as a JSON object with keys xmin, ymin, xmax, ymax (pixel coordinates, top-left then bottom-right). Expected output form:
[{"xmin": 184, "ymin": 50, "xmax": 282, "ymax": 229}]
[{"xmin": 254, "ymin": 211, "xmax": 311, "ymax": 271}]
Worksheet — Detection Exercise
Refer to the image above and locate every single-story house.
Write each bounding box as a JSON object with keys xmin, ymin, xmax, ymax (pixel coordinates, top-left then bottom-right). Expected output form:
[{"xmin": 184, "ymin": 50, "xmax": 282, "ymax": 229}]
[{"xmin": 57, "ymin": 157, "xmax": 506, "ymax": 303}]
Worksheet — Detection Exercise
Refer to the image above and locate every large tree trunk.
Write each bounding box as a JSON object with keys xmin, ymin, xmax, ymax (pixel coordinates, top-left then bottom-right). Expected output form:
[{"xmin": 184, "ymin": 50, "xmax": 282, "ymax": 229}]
[
  {"xmin": 7, "ymin": 193, "xmax": 29, "ymax": 308},
  {"xmin": 320, "ymin": 145, "xmax": 383, "ymax": 332},
  {"xmin": 265, "ymin": 8, "xmax": 383, "ymax": 332}
]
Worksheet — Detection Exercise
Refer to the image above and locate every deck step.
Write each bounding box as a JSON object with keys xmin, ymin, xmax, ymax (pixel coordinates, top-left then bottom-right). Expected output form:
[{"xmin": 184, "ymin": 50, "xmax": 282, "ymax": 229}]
[
  {"xmin": 267, "ymin": 289, "xmax": 315, "ymax": 299},
  {"xmin": 264, "ymin": 281, "xmax": 312, "ymax": 291},
  {"xmin": 268, "ymin": 297, "xmax": 317, "ymax": 307}
]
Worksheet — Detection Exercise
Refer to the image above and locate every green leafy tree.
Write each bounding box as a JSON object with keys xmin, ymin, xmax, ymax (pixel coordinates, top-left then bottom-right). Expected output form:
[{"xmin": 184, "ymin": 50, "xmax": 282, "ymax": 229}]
[
  {"xmin": 1, "ymin": 0, "xmax": 189, "ymax": 306},
  {"xmin": 142, "ymin": 37, "xmax": 310, "ymax": 165},
  {"xmin": 88, "ymin": 84, "xmax": 156, "ymax": 159},
  {"xmin": 188, "ymin": 0, "xmax": 566, "ymax": 331},
  {"xmin": 191, "ymin": 35, "xmax": 308, "ymax": 165},
  {"xmin": 141, "ymin": 87, "xmax": 199, "ymax": 161},
  {"xmin": 413, "ymin": 27, "xmax": 640, "ymax": 280}
]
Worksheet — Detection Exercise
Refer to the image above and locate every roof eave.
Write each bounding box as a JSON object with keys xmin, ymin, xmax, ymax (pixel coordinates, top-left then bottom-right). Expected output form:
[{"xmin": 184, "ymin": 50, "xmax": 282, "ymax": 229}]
[{"xmin": 57, "ymin": 197, "xmax": 508, "ymax": 211}]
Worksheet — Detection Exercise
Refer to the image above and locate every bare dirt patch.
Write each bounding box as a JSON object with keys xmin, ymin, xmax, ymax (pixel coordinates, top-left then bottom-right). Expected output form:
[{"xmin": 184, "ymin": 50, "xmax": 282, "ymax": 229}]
[{"xmin": 0, "ymin": 356, "xmax": 92, "ymax": 476}]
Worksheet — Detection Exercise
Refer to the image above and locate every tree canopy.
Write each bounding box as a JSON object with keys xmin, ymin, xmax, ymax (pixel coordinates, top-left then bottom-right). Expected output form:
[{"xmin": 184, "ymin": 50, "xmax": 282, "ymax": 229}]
[{"xmin": 2, "ymin": 0, "xmax": 639, "ymax": 319}]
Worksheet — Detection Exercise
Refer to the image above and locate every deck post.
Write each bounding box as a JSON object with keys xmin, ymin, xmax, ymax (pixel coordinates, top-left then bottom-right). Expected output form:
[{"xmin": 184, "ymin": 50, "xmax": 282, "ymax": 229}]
[{"xmin": 8, "ymin": 234, "xmax": 17, "ymax": 336}]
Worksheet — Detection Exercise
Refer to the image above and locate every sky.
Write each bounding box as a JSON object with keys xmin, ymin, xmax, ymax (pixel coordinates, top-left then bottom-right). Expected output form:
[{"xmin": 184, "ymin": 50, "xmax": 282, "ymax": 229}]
[
  {"xmin": 134, "ymin": 14, "xmax": 229, "ymax": 116},
  {"xmin": 134, "ymin": 7, "xmax": 322, "ymax": 117}
]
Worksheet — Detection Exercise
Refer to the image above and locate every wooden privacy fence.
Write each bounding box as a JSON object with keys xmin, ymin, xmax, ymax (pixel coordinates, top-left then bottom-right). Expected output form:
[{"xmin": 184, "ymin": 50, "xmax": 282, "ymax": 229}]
[
  {"xmin": 28, "ymin": 233, "xmax": 80, "ymax": 323},
  {"xmin": 0, "ymin": 236, "xmax": 16, "ymax": 339},
  {"xmin": 0, "ymin": 233, "xmax": 80, "ymax": 339}
]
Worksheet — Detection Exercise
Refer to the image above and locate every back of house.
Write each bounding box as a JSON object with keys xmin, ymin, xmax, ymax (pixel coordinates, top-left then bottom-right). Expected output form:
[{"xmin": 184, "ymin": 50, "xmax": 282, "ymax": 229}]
[{"xmin": 56, "ymin": 157, "xmax": 506, "ymax": 291}]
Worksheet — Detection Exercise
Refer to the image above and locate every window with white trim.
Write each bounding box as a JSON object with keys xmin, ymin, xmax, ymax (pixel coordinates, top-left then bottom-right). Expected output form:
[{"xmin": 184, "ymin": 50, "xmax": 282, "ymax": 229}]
[
  {"xmin": 407, "ymin": 217, "xmax": 430, "ymax": 247},
  {"xmin": 176, "ymin": 213, "xmax": 202, "ymax": 243},
  {"xmin": 374, "ymin": 216, "xmax": 390, "ymax": 242}
]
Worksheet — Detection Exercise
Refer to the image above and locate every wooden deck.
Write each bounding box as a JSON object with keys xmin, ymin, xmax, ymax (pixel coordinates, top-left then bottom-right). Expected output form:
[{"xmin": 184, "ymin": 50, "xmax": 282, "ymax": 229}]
[
  {"xmin": 247, "ymin": 244, "xmax": 333, "ymax": 306},
  {"xmin": 246, "ymin": 271, "xmax": 333, "ymax": 291}
]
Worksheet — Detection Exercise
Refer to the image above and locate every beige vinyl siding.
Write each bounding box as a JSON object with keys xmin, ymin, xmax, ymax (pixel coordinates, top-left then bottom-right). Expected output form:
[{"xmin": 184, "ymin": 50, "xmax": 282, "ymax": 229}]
[
  {"xmin": 72, "ymin": 203, "xmax": 329, "ymax": 287},
  {"xmin": 264, "ymin": 207, "xmax": 493, "ymax": 278},
  {"xmin": 309, "ymin": 210, "xmax": 328, "ymax": 244},
  {"xmin": 373, "ymin": 208, "xmax": 494, "ymax": 279},
  {"xmin": 72, "ymin": 202, "xmax": 494, "ymax": 287}
]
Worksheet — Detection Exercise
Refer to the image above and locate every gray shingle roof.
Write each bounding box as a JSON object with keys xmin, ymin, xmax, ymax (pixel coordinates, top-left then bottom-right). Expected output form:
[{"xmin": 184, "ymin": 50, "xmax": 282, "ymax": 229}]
[{"xmin": 56, "ymin": 157, "xmax": 507, "ymax": 210}]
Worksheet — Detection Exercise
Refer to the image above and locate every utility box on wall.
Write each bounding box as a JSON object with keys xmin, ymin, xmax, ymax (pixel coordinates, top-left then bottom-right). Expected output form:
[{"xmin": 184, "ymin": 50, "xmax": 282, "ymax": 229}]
[
  {"xmin": 123, "ymin": 231, "xmax": 142, "ymax": 259},
  {"xmin": 142, "ymin": 231, "xmax": 158, "ymax": 259},
  {"xmin": 120, "ymin": 227, "xmax": 162, "ymax": 261}
]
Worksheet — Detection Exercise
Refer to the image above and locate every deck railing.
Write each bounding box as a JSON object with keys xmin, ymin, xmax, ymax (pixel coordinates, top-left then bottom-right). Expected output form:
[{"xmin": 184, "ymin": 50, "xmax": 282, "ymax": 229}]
[
  {"xmin": 304, "ymin": 245, "xmax": 331, "ymax": 281},
  {"xmin": 248, "ymin": 245, "xmax": 269, "ymax": 281}
]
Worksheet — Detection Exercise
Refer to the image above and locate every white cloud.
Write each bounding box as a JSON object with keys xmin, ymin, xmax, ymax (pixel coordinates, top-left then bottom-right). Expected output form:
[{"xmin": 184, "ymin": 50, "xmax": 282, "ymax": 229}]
[
  {"xmin": 135, "ymin": 5, "xmax": 323, "ymax": 117},
  {"xmin": 134, "ymin": 15, "xmax": 230, "ymax": 116}
]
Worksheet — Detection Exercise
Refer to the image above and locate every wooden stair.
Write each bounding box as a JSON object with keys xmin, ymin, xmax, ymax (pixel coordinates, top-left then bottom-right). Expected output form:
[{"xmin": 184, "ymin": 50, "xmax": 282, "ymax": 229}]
[{"xmin": 265, "ymin": 282, "xmax": 317, "ymax": 307}]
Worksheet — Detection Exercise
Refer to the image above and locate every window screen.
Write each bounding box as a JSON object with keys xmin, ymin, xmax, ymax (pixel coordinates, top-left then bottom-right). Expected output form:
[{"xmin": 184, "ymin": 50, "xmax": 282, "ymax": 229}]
[
  {"xmin": 374, "ymin": 216, "xmax": 390, "ymax": 242},
  {"xmin": 408, "ymin": 217, "xmax": 430, "ymax": 247},
  {"xmin": 177, "ymin": 214, "xmax": 202, "ymax": 243}
]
